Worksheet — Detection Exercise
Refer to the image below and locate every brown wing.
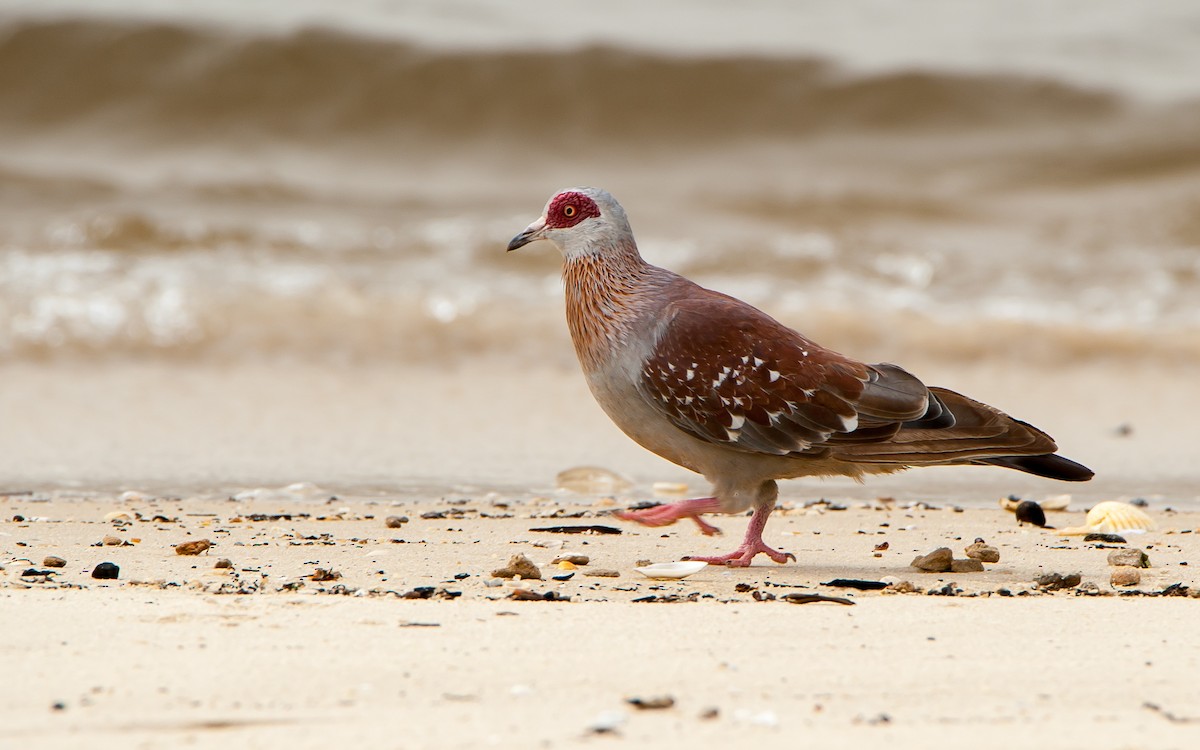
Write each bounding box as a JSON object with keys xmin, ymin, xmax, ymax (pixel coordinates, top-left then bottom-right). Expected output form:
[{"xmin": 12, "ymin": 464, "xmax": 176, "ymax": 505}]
[{"xmin": 638, "ymin": 292, "xmax": 933, "ymax": 456}]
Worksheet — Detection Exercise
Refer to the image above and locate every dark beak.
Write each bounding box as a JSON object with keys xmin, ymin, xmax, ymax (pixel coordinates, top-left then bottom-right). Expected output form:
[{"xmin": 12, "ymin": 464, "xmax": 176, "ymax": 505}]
[{"xmin": 506, "ymin": 216, "xmax": 546, "ymax": 252}]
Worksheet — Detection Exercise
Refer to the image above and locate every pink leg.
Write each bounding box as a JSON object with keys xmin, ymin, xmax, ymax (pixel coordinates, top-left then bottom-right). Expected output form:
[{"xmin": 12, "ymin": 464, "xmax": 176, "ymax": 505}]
[
  {"xmin": 683, "ymin": 502, "xmax": 794, "ymax": 567},
  {"xmin": 614, "ymin": 497, "xmax": 724, "ymax": 536}
]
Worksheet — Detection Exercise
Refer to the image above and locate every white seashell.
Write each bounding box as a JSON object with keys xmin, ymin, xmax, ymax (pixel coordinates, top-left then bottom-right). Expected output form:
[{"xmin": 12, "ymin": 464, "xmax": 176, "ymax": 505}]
[
  {"xmin": 1058, "ymin": 501, "xmax": 1154, "ymax": 535},
  {"xmin": 1040, "ymin": 494, "xmax": 1072, "ymax": 511},
  {"xmin": 1000, "ymin": 495, "xmax": 1070, "ymax": 512},
  {"xmin": 634, "ymin": 561, "xmax": 708, "ymax": 580}
]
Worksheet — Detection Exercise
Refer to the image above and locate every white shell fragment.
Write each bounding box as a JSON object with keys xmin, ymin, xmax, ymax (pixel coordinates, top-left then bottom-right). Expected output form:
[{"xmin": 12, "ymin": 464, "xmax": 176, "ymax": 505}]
[
  {"xmin": 634, "ymin": 561, "xmax": 708, "ymax": 580},
  {"xmin": 555, "ymin": 466, "xmax": 634, "ymax": 495},
  {"xmin": 1058, "ymin": 501, "xmax": 1155, "ymax": 535}
]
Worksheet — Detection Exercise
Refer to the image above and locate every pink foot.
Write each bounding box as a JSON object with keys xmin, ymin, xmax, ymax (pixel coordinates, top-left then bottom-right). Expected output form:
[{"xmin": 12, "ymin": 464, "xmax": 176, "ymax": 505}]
[
  {"xmin": 683, "ymin": 541, "xmax": 795, "ymax": 567},
  {"xmin": 682, "ymin": 501, "xmax": 794, "ymax": 567},
  {"xmin": 614, "ymin": 498, "xmax": 723, "ymax": 536}
]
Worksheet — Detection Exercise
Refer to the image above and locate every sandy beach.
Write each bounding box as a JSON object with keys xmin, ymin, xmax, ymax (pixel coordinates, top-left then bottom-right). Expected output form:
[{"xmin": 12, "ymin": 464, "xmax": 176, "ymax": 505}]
[{"xmin": 4, "ymin": 485, "xmax": 1200, "ymax": 749}]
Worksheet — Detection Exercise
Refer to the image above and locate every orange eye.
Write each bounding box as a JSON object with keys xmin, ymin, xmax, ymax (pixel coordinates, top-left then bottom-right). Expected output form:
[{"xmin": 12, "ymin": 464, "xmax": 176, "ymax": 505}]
[{"xmin": 563, "ymin": 205, "xmax": 577, "ymax": 218}]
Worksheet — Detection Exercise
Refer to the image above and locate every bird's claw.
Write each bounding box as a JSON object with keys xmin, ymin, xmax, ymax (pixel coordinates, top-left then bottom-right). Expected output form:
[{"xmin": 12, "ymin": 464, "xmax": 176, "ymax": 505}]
[{"xmin": 684, "ymin": 545, "xmax": 795, "ymax": 567}]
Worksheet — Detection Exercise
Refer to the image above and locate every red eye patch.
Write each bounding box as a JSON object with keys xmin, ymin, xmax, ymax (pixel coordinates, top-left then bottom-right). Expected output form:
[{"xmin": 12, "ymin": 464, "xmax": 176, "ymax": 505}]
[{"xmin": 545, "ymin": 192, "xmax": 601, "ymax": 229}]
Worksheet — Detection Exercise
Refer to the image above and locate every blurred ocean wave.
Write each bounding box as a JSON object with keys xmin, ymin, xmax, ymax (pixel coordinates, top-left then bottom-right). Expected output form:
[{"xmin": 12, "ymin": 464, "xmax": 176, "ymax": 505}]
[{"xmin": 1, "ymin": 13, "xmax": 1198, "ymax": 364}]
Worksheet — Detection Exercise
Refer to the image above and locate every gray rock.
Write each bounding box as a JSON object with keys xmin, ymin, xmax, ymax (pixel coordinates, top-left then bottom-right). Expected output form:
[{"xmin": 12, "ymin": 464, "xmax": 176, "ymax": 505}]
[
  {"xmin": 964, "ymin": 541, "xmax": 1000, "ymax": 563},
  {"xmin": 1107, "ymin": 548, "xmax": 1150, "ymax": 568},
  {"xmin": 911, "ymin": 547, "xmax": 953, "ymax": 572},
  {"xmin": 1110, "ymin": 566, "xmax": 1141, "ymax": 587},
  {"xmin": 42, "ymin": 556, "xmax": 67, "ymax": 568},
  {"xmin": 491, "ymin": 554, "xmax": 542, "ymax": 580},
  {"xmin": 950, "ymin": 558, "xmax": 985, "ymax": 573}
]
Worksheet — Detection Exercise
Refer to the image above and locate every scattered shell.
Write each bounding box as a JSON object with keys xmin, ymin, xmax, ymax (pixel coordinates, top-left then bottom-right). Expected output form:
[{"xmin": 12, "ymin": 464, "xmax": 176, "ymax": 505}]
[
  {"xmin": 1059, "ymin": 501, "xmax": 1154, "ymax": 536},
  {"xmin": 42, "ymin": 556, "xmax": 67, "ymax": 568},
  {"xmin": 91, "ymin": 562, "xmax": 119, "ymax": 580},
  {"xmin": 911, "ymin": 547, "xmax": 953, "ymax": 572},
  {"xmin": 104, "ymin": 511, "xmax": 134, "ymax": 522},
  {"xmin": 384, "ymin": 516, "xmax": 408, "ymax": 528},
  {"xmin": 1107, "ymin": 548, "xmax": 1150, "ymax": 568},
  {"xmin": 101, "ymin": 535, "xmax": 123, "ymax": 546},
  {"xmin": 556, "ymin": 561, "xmax": 577, "ymax": 570},
  {"xmin": 174, "ymin": 539, "xmax": 211, "ymax": 556},
  {"xmin": 964, "ymin": 541, "xmax": 1000, "ymax": 563},
  {"xmin": 1014, "ymin": 501, "xmax": 1047, "ymax": 527},
  {"xmin": 311, "ymin": 568, "xmax": 341, "ymax": 582},
  {"xmin": 491, "ymin": 554, "xmax": 542, "ymax": 580},
  {"xmin": 551, "ymin": 554, "xmax": 589, "ymax": 566},
  {"xmin": 1111, "ymin": 567, "xmax": 1141, "ymax": 587},
  {"xmin": 214, "ymin": 558, "xmax": 233, "ymax": 569},
  {"xmin": 555, "ymin": 466, "xmax": 633, "ymax": 495},
  {"xmin": 634, "ymin": 561, "xmax": 707, "ymax": 580},
  {"xmin": 585, "ymin": 568, "xmax": 621, "ymax": 578}
]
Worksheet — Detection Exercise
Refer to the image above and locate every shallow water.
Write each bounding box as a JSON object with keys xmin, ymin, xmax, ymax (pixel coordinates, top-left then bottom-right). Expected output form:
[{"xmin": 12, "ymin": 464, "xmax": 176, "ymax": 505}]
[{"xmin": 2, "ymin": 4, "xmax": 1199, "ymax": 366}]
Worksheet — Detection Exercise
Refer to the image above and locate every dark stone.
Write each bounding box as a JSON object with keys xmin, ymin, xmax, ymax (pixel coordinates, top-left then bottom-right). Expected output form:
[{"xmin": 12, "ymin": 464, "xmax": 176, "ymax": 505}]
[
  {"xmin": 1035, "ymin": 572, "xmax": 1081, "ymax": 590},
  {"xmin": 821, "ymin": 579, "xmax": 888, "ymax": 590},
  {"xmin": 1015, "ymin": 501, "xmax": 1047, "ymax": 527},
  {"xmin": 1084, "ymin": 533, "xmax": 1127, "ymax": 544},
  {"xmin": 91, "ymin": 562, "xmax": 120, "ymax": 580}
]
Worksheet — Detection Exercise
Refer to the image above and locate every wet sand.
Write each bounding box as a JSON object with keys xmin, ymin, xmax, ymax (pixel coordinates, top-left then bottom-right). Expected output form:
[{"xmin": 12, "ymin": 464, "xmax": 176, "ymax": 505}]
[{"xmin": 3, "ymin": 490, "xmax": 1199, "ymax": 749}]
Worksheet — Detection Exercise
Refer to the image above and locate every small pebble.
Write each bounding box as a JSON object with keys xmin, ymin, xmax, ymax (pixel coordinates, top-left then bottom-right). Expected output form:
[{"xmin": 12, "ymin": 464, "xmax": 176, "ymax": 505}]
[
  {"xmin": 491, "ymin": 554, "xmax": 542, "ymax": 580},
  {"xmin": 91, "ymin": 562, "xmax": 120, "ymax": 580},
  {"xmin": 102, "ymin": 535, "xmax": 122, "ymax": 546},
  {"xmin": 911, "ymin": 547, "xmax": 953, "ymax": 572},
  {"xmin": 1107, "ymin": 548, "xmax": 1150, "ymax": 568},
  {"xmin": 585, "ymin": 568, "xmax": 620, "ymax": 578},
  {"xmin": 1084, "ymin": 532, "xmax": 1127, "ymax": 544},
  {"xmin": 1035, "ymin": 572, "xmax": 1081, "ymax": 590},
  {"xmin": 964, "ymin": 541, "xmax": 1000, "ymax": 563},
  {"xmin": 311, "ymin": 568, "xmax": 341, "ymax": 582},
  {"xmin": 42, "ymin": 556, "xmax": 67, "ymax": 568},
  {"xmin": 627, "ymin": 696, "xmax": 675, "ymax": 710},
  {"xmin": 1110, "ymin": 566, "xmax": 1141, "ymax": 587},
  {"xmin": 385, "ymin": 516, "xmax": 408, "ymax": 528},
  {"xmin": 214, "ymin": 558, "xmax": 233, "ymax": 569},
  {"xmin": 175, "ymin": 539, "xmax": 212, "ymax": 556}
]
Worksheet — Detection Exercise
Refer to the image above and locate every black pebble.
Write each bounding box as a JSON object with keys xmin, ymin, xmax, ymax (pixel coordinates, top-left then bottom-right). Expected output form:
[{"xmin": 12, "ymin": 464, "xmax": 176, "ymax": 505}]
[
  {"xmin": 1084, "ymin": 532, "xmax": 1127, "ymax": 544},
  {"xmin": 91, "ymin": 562, "xmax": 120, "ymax": 580},
  {"xmin": 1015, "ymin": 500, "xmax": 1047, "ymax": 527}
]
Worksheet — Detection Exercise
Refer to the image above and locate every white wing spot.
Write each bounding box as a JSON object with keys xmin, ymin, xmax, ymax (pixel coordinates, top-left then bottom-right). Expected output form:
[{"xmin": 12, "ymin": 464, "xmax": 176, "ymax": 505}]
[
  {"xmin": 768, "ymin": 370, "xmax": 781, "ymax": 382},
  {"xmin": 728, "ymin": 414, "xmax": 746, "ymax": 430},
  {"xmin": 686, "ymin": 369, "xmax": 695, "ymax": 381},
  {"xmin": 753, "ymin": 357, "xmax": 765, "ymax": 367}
]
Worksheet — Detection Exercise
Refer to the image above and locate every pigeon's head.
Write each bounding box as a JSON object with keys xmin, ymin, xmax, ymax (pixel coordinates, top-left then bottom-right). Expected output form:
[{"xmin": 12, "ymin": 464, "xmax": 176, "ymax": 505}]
[{"xmin": 507, "ymin": 187, "xmax": 634, "ymax": 258}]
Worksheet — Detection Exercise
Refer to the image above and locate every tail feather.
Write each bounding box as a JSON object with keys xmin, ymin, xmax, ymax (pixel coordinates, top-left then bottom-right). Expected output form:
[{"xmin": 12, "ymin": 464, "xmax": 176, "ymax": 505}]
[{"xmin": 975, "ymin": 454, "xmax": 1094, "ymax": 482}]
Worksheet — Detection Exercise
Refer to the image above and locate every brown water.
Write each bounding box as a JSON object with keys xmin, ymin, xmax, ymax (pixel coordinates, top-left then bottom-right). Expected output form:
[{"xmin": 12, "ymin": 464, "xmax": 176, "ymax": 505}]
[{"xmin": 2, "ymin": 8, "xmax": 1199, "ymax": 367}]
